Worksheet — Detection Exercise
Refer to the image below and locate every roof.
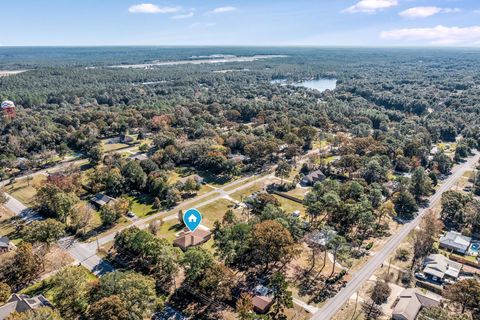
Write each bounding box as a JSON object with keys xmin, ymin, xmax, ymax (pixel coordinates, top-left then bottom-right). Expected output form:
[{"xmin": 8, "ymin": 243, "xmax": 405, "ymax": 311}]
[
  {"xmin": 392, "ymin": 289, "xmax": 440, "ymax": 320},
  {"xmin": 129, "ymin": 153, "xmax": 148, "ymax": 161},
  {"xmin": 0, "ymin": 237, "xmax": 10, "ymax": 248},
  {"xmin": 302, "ymin": 170, "xmax": 325, "ymax": 182},
  {"xmin": 252, "ymin": 296, "xmax": 273, "ymax": 313},
  {"xmin": 92, "ymin": 193, "xmax": 115, "ymax": 206},
  {"xmin": 173, "ymin": 228, "xmax": 211, "ymax": 250},
  {"xmin": 0, "ymin": 294, "xmax": 51, "ymax": 320},
  {"xmin": 439, "ymin": 231, "xmax": 472, "ymax": 253},
  {"xmin": 423, "ymin": 254, "xmax": 462, "ymax": 279}
]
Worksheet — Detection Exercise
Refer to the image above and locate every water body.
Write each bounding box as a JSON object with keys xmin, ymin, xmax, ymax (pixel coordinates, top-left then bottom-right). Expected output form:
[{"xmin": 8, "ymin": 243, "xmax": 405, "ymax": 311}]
[
  {"xmin": 295, "ymin": 79, "xmax": 337, "ymax": 92},
  {"xmin": 270, "ymin": 78, "xmax": 337, "ymax": 92},
  {"xmin": 109, "ymin": 55, "xmax": 287, "ymax": 69}
]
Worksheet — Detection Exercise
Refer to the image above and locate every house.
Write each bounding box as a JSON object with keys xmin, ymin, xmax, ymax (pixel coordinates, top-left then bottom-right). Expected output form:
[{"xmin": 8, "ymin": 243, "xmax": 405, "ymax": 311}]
[
  {"xmin": 0, "ymin": 294, "xmax": 52, "ymax": 320},
  {"xmin": 392, "ymin": 288, "xmax": 440, "ymax": 320},
  {"xmin": 252, "ymin": 295, "xmax": 273, "ymax": 314},
  {"xmin": 252, "ymin": 285, "xmax": 274, "ymax": 314},
  {"xmin": 422, "ymin": 254, "xmax": 462, "ymax": 283},
  {"xmin": 179, "ymin": 174, "xmax": 204, "ymax": 185},
  {"xmin": 439, "ymin": 231, "xmax": 472, "ymax": 255},
  {"xmin": 173, "ymin": 228, "xmax": 211, "ymax": 251},
  {"xmin": 152, "ymin": 306, "xmax": 187, "ymax": 320},
  {"xmin": 91, "ymin": 193, "xmax": 115, "ymax": 207},
  {"xmin": 0, "ymin": 237, "xmax": 12, "ymax": 254},
  {"xmin": 301, "ymin": 170, "xmax": 326, "ymax": 186}
]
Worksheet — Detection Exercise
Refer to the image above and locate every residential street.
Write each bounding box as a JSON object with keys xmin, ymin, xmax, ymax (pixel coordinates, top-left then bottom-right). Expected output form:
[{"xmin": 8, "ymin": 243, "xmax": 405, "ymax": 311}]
[{"xmin": 312, "ymin": 151, "xmax": 480, "ymax": 320}]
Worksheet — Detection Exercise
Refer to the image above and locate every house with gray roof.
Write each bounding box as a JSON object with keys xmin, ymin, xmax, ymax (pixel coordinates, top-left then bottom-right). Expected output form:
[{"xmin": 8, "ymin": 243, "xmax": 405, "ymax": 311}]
[
  {"xmin": 439, "ymin": 231, "xmax": 472, "ymax": 254},
  {"xmin": 91, "ymin": 193, "xmax": 115, "ymax": 207},
  {"xmin": 0, "ymin": 237, "xmax": 12, "ymax": 254},
  {"xmin": 301, "ymin": 170, "xmax": 326, "ymax": 186},
  {"xmin": 0, "ymin": 294, "xmax": 51, "ymax": 320},
  {"xmin": 422, "ymin": 254, "xmax": 462, "ymax": 283},
  {"xmin": 392, "ymin": 288, "xmax": 440, "ymax": 320}
]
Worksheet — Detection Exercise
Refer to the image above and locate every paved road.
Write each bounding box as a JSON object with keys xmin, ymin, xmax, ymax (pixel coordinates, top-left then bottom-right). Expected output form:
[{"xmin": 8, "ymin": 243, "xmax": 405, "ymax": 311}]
[{"xmin": 312, "ymin": 151, "xmax": 480, "ymax": 320}]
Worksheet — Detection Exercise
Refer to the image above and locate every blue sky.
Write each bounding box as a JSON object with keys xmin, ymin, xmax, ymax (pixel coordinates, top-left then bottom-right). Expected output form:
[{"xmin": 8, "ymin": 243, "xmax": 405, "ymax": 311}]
[{"xmin": 1, "ymin": 0, "xmax": 480, "ymax": 46}]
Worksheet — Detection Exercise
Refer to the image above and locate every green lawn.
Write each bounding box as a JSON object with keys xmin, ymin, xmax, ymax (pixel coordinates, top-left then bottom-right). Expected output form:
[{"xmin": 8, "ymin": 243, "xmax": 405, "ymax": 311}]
[
  {"xmin": 157, "ymin": 219, "xmax": 184, "ymax": 242},
  {"xmin": 3, "ymin": 174, "xmax": 46, "ymax": 205},
  {"xmin": 230, "ymin": 182, "xmax": 266, "ymax": 201},
  {"xmin": 102, "ymin": 142, "xmax": 129, "ymax": 152},
  {"xmin": 273, "ymin": 195, "xmax": 306, "ymax": 217},
  {"xmin": 196, "ymin": 198, "xmax": 234, "ymax": 228},
  {"xmin": 127, "ymin": 194, "xmax": 157, "ymax": 218}
]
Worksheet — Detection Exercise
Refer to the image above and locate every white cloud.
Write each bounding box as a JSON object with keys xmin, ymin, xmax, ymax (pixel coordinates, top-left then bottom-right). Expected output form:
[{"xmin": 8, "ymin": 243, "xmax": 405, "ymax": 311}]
[
  {"xmin": 343, "ymin": 0, "xmax": 398, "ymax": 13},
  {"xmin": 128, "ymin": 3, "xmax": 181, "ymax": 14},
  {"xmin": 211, "ymin": 6, "xmax": 237, "ymax": 14},
  {"xmin": 380, "ymin": 25, "xmax": 480, "ymax": 45},
  {"xmin": 171, "ymin": 12, "xmax": 194, "ymax": 19},
  {"xmin": 399, "ymin": 6, "xmax": 460, "ymax": 19}
]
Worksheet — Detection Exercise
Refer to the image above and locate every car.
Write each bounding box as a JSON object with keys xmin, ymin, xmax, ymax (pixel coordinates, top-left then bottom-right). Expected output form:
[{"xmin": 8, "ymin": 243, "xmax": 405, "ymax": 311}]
[
  {"xmin": 127, "ymin": 211, "xmax": 136, "ymax": 218},
  {"xmin": 291, "ymin": 210, "xmax": 301, "ymax": 218},
  {"xmin": 414, "ymin": 272, "xmax": 427, "ymax": 280},
  {"xmin": 443, "ymin": 279, "xmax": 456, "ymax": 285}
]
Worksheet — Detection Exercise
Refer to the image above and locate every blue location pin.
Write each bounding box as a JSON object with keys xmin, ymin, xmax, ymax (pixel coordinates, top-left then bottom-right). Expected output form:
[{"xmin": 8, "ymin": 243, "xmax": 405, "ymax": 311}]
[{"xmin": 183, "ymin": 208, "xmax": 202, "ymax": 232}]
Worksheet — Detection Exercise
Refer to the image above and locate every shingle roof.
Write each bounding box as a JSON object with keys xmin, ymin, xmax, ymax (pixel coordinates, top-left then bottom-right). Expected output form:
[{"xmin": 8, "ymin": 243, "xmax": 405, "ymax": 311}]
[
  {"xmin": 392, "ymin": 288, "xmax": 440, "ymax": 320},
  {"xmin": 439, "ymin": 231, "xmax": 472, "ymax": 253}
]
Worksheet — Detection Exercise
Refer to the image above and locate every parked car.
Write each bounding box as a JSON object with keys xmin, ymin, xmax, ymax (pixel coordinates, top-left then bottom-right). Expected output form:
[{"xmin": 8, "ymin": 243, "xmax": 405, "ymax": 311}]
[
  {"xmin": 414, "ymin": 272, "xmax": 427, "ymax": 281},
  {"xmin": 127, "ymin": 211, "xmax": 136, "ymax": 218}
]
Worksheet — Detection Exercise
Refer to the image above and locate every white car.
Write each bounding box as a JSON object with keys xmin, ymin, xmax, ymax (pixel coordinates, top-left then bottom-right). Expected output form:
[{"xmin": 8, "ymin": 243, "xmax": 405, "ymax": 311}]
[{"xmin": 414, "ymin": 273, "xmax": 427, "ymax": 280}]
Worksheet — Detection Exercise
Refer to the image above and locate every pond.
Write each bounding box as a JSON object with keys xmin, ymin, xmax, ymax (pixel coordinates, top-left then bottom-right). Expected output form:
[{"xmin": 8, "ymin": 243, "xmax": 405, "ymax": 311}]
[{"xmin": 294, "ymin": 78, "xmax": 337, "ymax": 92}]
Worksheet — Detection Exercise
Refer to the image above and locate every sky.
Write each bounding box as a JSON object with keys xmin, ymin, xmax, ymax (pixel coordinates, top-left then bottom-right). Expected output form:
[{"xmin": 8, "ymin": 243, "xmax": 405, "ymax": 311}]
[{"xmin": 1, "ymin": 0, "xmax": 480, "ymax": 46}]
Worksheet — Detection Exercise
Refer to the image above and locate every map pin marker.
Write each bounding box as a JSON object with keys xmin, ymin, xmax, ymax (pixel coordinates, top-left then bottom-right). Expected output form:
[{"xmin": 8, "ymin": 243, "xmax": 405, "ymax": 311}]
[{"xmin": 183, "ymin": 208, "xmax": 202, "ymax": 232}]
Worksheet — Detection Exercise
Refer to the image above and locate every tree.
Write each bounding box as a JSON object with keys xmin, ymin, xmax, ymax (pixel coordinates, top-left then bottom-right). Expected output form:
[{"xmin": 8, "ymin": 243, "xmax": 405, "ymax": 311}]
[
  {"xmin": 269, "ymin": 272, "xmax": 293, "ymax": 317},
  {"xmin": 100, "ymin": 198, "xmax": 129, "ymax": 227},
  {"xmin": 86, "ymin": 145, "xmax": 103, "ymax": 165},
  {"xmin": 0, "ymin": 243, "xmax": 42, "ymax": 290},
  {"xmin": 249, "ymin": 220, "xmax": 297, "ymax": 271},
  {"xmin": 197, "ymin": 263, "xmax": 236, "ymax": 301},
  {"xmin": 35, "ymin": 185, "xmax": 79, "ymax": 223},
  {"xmin": 418, "ymin": 306, "xmax": 470, "ymax": 320},
  {"xmin": 51, "ymin": 266, "xmax": 92, "ymax": 319},
  {"xmin": 23, "ymin": 219, "xmax": 65, "ymax": 249},
  {"xmin": 363, "ymin": 160, "xmax": 387, "ymax": 184},
  {"xmin": 275, "ymin": 161, "xmax": 292, "ymax": 185},
  {"xmin": 121, "ymin": 161, "xmax": 147, "ymax": 192},
  {"xmin": 236, "ymin": 293, "xmax": 253, "ymax": 320},
  {"xmin": 182, "ymin": 247, "xmax": 214, "ymax": 283},
  {"xmin": 364, "ymin": 280, "xmax": 390, "ymax": 319},
  {"xmin": 444, "ymin": 279, "xmax": 480, "ymax": 313},
  {"xmin": 93, "ymin": 272, "xmax": 158, "ymax": 320},
  {"xmin": 411, "ymin": 212, "xmax": 443, "ymax": 268},
  {"xmin": 0, "ymin": 282, "xmax": 11, "ymax": 304},
  {"xmin": 70, "ymin": 203, "xmax": 94, "ymax": 235},
  {"xmin": 410, "ymin": 167, "xmax": 432, "ymax": 201},
  {"xmin": 87, "ymin": 295, "xmax": 130, "ymax": 320},
  {"xmin": 6, "ymin": 307, "xmax": 63, "ymax": 320},
  {"xmin": 327, "ymin": 234, "xmax": 348, "ymax": 277},
  {"xmin": 393, "ymin": 190, "xmax": 418, "ymax": 220}
]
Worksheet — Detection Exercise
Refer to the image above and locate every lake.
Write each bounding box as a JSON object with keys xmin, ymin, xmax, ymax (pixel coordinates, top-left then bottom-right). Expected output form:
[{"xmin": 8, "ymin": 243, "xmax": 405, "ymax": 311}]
[
  {"xmin": 271, "ymin": 78, "xmax": 337, "ymax": 92},
  {"xmin": 295, "ymin": 79, "xmax": 337, "ymax": 92}
]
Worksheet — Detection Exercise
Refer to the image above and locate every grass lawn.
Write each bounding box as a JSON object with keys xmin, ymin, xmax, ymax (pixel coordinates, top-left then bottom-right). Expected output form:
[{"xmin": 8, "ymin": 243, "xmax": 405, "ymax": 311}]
[
  {"xmin": 284, "ymin": 187, "xmax": 310, "ymax": 200},
  {"xmin": 2, "ymin": 174, "xmax": 46, "ymax": 205},
  {"xmin": 196, "ymin": 198, "xmax": 234, "ymax": 228},
  {"xmin": 230, "ymin": 180, "xmax": 268, "ymax": 201},
  {"xmin": 127, "ymin": 194, "xmax": 157, "ymax": 218},
  {"xmin": 157, "ymin": 219, "xmax": 184, "ymax": 242},
  {"xmin": 21, "ymin": 266, "xmax": 97, "ymax": 301},
  {"xmin": 312, "ymin": 140, "xmax": 329, "ymax": 149},
  {"xmin": 274, "ymin": 195, "xmax": 306, "ymax": 216}
]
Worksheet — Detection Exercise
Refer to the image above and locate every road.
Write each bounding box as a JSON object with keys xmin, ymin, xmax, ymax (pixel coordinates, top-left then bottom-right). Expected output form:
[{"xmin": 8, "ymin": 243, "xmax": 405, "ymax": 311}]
[
  {"xmin": 312, "ymin": 151, "xmax": 480, "ymax": 320},
  {"xmin": 0, "ymin": 144, "xmax": 326, "ymax": 277}
]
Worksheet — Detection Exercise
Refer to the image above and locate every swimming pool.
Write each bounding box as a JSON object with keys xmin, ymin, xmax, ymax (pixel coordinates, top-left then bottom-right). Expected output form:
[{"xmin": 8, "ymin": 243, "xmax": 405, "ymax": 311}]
[{"xmin": 470, "ymin": 243, "xmax": 479, "ymax": 254}]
